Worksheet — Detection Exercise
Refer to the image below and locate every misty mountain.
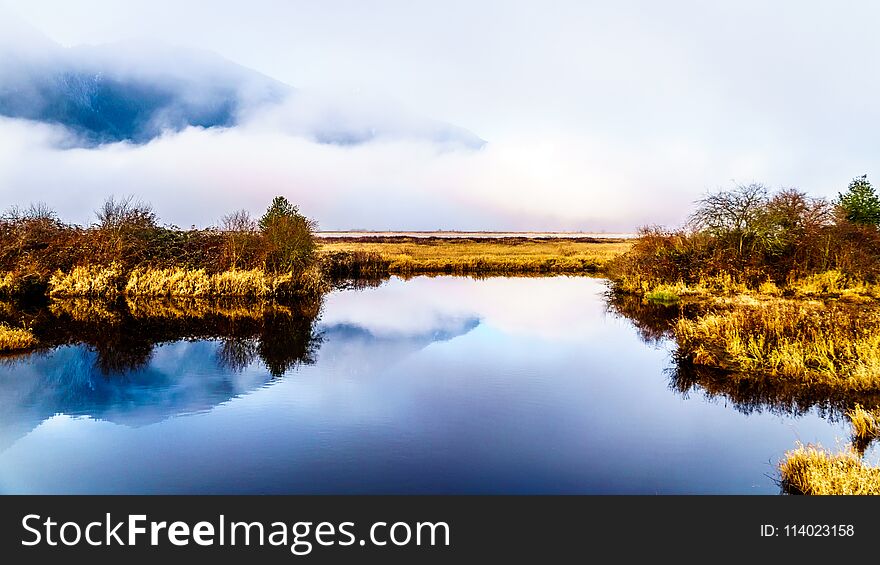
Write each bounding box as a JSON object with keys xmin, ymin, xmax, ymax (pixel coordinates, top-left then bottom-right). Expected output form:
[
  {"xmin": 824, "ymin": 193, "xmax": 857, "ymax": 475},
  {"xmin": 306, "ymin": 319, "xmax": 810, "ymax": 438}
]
[{"xmin": 0, "ymin": 20, "xmax": 485, "ymax": 148}]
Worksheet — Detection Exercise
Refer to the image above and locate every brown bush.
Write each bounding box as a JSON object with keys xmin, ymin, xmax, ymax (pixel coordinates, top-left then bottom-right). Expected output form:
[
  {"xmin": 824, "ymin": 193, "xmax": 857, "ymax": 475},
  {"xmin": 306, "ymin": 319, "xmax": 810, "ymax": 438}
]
[{"xmin": 610, "ymin": 185, "xmax": 880, "ymax": 291}]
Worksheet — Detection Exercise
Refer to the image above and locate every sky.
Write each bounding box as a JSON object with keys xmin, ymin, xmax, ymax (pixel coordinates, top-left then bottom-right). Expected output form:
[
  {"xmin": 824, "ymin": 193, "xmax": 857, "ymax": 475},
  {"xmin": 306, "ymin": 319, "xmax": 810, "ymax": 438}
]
[{"xmin": 1, "ymin": 0, "xmax": 879, "ymax": 231}]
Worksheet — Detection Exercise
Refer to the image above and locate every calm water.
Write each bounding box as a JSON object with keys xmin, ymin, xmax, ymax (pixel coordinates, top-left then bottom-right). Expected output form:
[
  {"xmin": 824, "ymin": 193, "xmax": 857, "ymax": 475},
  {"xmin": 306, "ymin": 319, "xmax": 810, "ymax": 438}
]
[{"xmin": 0, "ymin": 276, "xmax": 866, "ymax": 494}]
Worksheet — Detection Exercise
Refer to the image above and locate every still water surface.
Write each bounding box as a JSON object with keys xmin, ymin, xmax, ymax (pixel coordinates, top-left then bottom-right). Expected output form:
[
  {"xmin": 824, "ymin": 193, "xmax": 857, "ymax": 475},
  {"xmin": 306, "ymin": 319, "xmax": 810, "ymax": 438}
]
[{"xmin": 0, "ymin": 277, "xmax": 861, "ymax": 493}]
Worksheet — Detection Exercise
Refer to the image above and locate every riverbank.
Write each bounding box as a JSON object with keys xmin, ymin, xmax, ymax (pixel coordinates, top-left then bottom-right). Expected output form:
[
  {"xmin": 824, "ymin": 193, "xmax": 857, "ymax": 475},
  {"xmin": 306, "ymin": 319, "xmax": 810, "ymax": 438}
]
[
  {"xmin": 612, "ymin": 275, "xmax": 880, "ymax": 394},
  {"xmin": 613, "ymin": 280, "xmax": 880, "ymax": 494},
  {"xmin": 0, "ymin": 235, "xmax": 632, "ymax": 352},
  {"xmin": 602, "ymin": 183, "xmax": 880, "ymax": 494}
]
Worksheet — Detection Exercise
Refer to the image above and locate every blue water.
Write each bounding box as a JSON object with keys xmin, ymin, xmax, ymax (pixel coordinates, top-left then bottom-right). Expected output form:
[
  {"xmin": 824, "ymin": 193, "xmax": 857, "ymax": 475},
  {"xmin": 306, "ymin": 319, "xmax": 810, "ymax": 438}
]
[{"xmin": 0, "ymin": 276, "xmax": 863, "ymax": 493}]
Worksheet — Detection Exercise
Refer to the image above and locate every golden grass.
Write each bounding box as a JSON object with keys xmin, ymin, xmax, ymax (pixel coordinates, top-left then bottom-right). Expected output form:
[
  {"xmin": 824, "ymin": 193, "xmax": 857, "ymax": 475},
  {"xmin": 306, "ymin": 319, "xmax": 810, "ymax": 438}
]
[
  {"xmin": 614, "ymin": 272, "xmax": 751, "ymax": 298},
  {"xmin": 624, "ymin": 271, "xmax": 880, "ymax": 303},
  {"xmin": 788, "ymin": 270, "xmax": 879, "ymax": 299},
  {"xmin": 127, "ymin": 268, "xmax": 258, "ymax": 297},
  {"xmin": 675, "ymin": 298, "xmax": 880, "ymax": 390},
  {"xmin": 848, "ymin": 404, "xmax": 880, "ymax": 442},
  {"xmin": 0, "ymin": 323, "xmax": 37, "ymax": 351},
  {"xmin": 48, "ymin": 263, "xmax": 126, "ymax": 297},
  {"xmin": 318, "ymin": 238, "xmax": 631, "ymax": 275},
  {"xmin": 621, "ymin": 275, "xmax": 753, "ymax": 300},
  {"xmin": 47, "ymin": 266, "xmax": 327, "ymax": 298},
  {"xmin": 780, "ymin": 444, "xmax": 880, "ymax": 495}
]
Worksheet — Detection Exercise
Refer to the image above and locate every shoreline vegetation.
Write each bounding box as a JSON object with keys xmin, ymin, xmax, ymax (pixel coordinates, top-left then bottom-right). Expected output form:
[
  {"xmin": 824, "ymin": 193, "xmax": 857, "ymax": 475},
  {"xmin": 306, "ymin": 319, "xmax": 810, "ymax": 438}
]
[
  {"xmin": 0, "ymin": 195, "xmax": 326, "ymax": 301},
  {"xmin": 780, "ymin": 406, "xmax": 880, "ymax": 495},
  {"xmin": 607, "ymin": 176, "xmax": 880, "ymax": 494},
  {"xmin": 779, "ymin": 444, "xmax": 880, "ymax": 495},
  {"xmin": 0, "ymin": 194, "xmax": 328, "ymax": 357},
  {"xmin": 0, "ymin": 194, "xmax": 632, "ymax": 355}
]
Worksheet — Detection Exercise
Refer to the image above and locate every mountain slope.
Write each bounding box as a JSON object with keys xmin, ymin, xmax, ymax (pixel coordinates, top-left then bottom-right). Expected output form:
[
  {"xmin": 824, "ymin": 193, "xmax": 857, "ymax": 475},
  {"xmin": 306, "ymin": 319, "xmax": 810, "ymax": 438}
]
[
  {"xmin": 0, "ymin": 38, "xmax": 289, "ymax": 145},
  {"xmin": 0, "ymin": 19, "xmax": 485, "ymax": 148}
]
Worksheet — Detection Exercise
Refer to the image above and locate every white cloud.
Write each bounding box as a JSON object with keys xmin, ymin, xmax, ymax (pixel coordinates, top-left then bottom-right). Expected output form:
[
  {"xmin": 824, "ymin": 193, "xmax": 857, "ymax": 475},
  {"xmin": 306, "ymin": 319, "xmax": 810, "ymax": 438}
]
[{"xmin": 0, "ymin": 113, "xmax": 725, "ymax": 230}]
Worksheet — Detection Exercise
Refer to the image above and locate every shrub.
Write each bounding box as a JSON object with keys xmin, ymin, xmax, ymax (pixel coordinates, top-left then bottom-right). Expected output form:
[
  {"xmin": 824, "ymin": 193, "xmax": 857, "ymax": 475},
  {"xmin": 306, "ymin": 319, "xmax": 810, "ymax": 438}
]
[
  {"xmin": 259, "ymin": 196, "xmax": 317, "ymax": 273},
  {"xmin": 610, "ymin": 180, "xmax": 880, "ymax": 294}
]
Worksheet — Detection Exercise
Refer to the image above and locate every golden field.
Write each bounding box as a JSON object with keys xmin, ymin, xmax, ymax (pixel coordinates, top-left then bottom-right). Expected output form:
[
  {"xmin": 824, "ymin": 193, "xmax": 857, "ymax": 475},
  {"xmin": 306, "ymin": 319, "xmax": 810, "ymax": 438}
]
[{"xmin": 318, "ymin": 237, "xmax": 632, "ymax": 275}]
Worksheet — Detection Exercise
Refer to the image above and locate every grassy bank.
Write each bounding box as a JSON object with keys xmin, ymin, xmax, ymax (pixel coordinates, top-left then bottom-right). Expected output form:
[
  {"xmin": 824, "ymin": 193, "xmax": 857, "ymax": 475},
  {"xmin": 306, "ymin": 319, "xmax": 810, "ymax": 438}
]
[
  {"xmin": 778, "ymin": 397, "xmax": 880, "ymax": 495},
  {"xmin": 22, "ymin": 237, "xmax": 630, "ymax": 298},
  {"xmin": 318, "ymin": 237, "xmax": 631, "ymax": 276},
  {"xmin": 48, "ymin": 265, "xmax": 327, "ymax": 299},
  {"xmin": 673, "ymin": 296, "xmax": 880, "ymax": 391},
  {"xmin": 780, "ymin": 444, "xmax": 880, "ymax": 495},
  {"xmin": 620, "ymin": 270, "xmax": 880, "ymax": 306},
  {"xmin": 607, "ymin": 180, "xmax": 880, "ymax": 398},
  {"xmin": 0, "ymin": 323, "xmax": 37, "ymax": 352},
  {"xmin": 0, "ymin": 196, "xmax": 324, "ymax": 299}
]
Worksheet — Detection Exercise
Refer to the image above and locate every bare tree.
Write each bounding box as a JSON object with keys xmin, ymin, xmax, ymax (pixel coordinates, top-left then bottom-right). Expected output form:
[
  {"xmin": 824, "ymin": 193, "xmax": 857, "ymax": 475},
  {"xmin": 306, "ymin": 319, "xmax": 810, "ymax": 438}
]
[
  {"xmin": 764, "ymin": 189, "xmax": 833, "ymax": 237},
  {"xmin": 221, "ymin": 209, "xmax": 257, "ymax": 233},
  {"xmin": 92, "ymin": 196, "xmax": 159, "ymax": 266},
  {"xmin": 220, "ymin": 209, "xmax": 259, "ymax": 269},
  {"xmin": 689, "ymin": 183, "xmax": 769, "ymax": 256},
  {"xmin": 95, "ymin": 195, "xmax": 156, "ymax": 231}
]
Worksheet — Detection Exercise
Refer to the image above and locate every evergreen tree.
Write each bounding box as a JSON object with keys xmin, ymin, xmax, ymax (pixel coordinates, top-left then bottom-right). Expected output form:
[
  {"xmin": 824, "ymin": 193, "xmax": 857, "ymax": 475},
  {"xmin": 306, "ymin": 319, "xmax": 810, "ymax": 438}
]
[{"xmin": 836, "ymin": 175, "xmax": 880, "ymax": 226}]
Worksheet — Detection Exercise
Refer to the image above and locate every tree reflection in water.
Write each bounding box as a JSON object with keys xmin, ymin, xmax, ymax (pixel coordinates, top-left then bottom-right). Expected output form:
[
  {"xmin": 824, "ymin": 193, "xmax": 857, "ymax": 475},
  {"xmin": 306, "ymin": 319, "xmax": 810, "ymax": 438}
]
[{"xmin": 0, "ymin": 296, "xmax": 323, "ymax": 378}]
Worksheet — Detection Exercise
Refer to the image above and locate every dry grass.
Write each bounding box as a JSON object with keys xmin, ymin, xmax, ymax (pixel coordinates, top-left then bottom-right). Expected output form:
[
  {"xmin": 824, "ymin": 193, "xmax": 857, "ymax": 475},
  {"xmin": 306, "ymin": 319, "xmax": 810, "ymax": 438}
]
[
  {"xmin": 125, "ymin": 267, "xmax": 307, "ymax": 298},
  {"xmin": 787, "ymin": 270, "xmax": 880, "ymax": 298},
  {"xmin": 0, "ymin": 323, "xmax": 37, "ymax": 351},
  {"xmin": 48, "ymin": 264, "xmax": 126, "ymax": 297},
  {"xmin": 848, "ymin": 404, "xmax": 880, "ymax": 442},
  {"xmin": 625, "ymin": 271, "xmax": 880, "ymax": 304},
  {"xmin": 675, "ymin": 298, "xmax": 880, "ymax": 391},
  {"xmin": 622, "ymin": 275, "xmax": 763, "ymax": 301},
  {"xmin": 47, "ymin": 266, "xmax": 327, "ymax": 299},
  {"xmin": 126, "ymin": 268, "xmax": 257, "ymax": 297},
  {"xmin": 318, "ymin": 238, "xmax": 631, "ymax": 275},
  {"xmin": 780, "ymin": 444, "xmax": 880, "ymax": 495}
]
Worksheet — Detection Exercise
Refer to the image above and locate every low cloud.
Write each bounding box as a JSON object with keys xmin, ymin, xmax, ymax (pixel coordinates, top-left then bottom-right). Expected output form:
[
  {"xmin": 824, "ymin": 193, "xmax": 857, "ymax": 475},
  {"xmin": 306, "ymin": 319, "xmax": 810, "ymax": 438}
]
[
  {"xmin": 0, "ymin": 17, "xmax": 692, "ymax": 231},
  {"xmin": 0, "ymin": 112, "xmax": 721, "ymax": 231}
]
